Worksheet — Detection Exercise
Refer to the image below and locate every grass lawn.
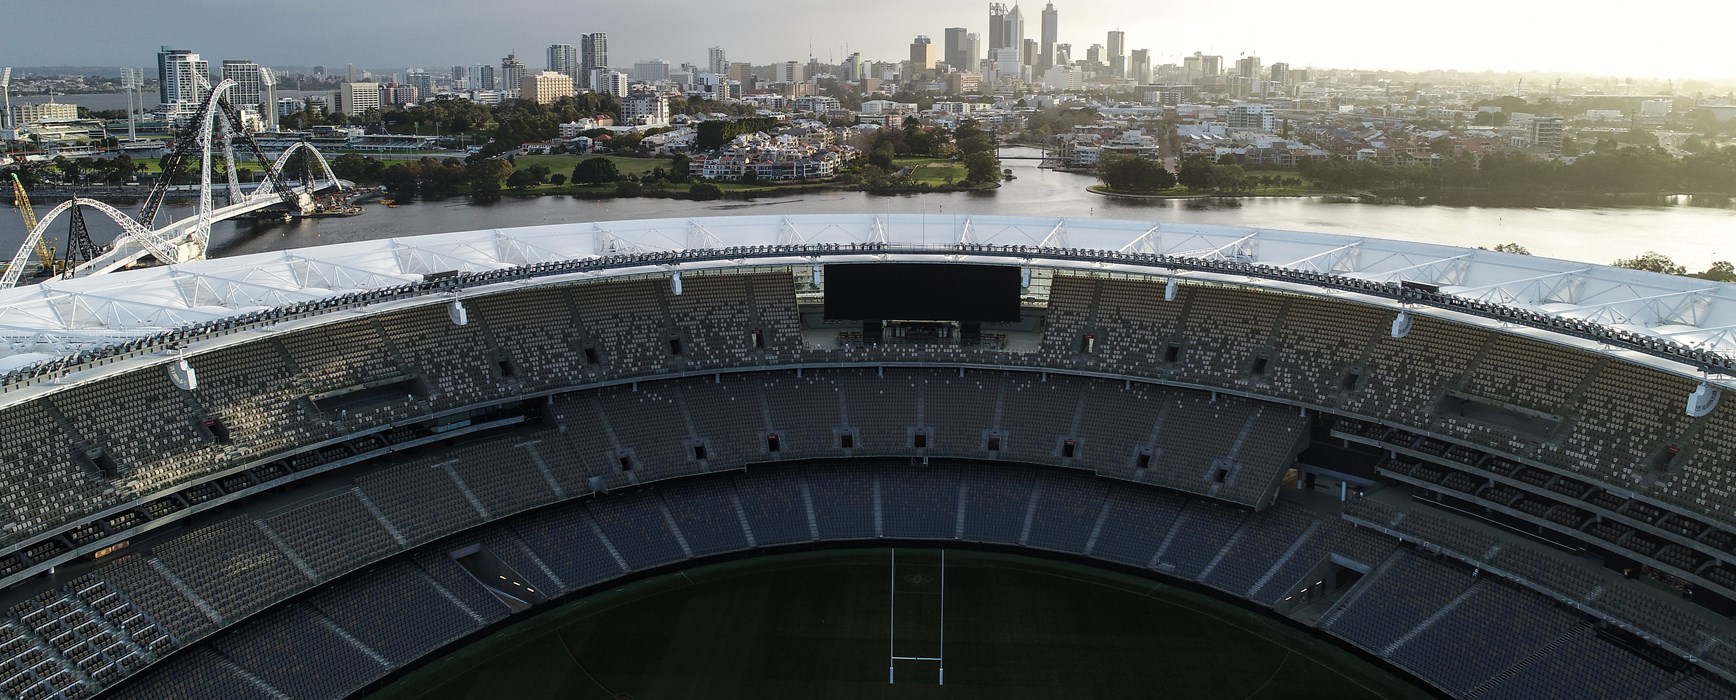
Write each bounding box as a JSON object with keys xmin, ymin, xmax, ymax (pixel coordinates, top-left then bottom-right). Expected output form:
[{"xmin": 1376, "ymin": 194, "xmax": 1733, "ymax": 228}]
[
  {"xmin": 366, "ymin": 549, "xmax": 1426, "ymax": 700},
  {"xmin": 892, "ymin": 156, "xmax": 968, "ymax": 186}
]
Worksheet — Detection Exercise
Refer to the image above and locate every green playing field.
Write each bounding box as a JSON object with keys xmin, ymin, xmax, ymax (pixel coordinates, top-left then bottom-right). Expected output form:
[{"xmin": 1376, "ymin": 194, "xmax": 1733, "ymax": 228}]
[{"xmin": 365, "ymin": 549, "xmax": 1430, "ymax": 699}]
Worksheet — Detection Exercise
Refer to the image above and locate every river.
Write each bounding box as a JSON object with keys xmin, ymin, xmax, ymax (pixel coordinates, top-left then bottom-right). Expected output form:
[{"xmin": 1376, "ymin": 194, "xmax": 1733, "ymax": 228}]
[{"xmin": 2, "ymin": 148, "xmax": 1733, "ymax": 269}]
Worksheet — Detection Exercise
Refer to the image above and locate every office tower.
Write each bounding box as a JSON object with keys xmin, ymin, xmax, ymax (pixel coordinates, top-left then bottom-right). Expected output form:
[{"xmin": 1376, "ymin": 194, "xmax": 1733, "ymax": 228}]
[
  {"xmin": 1183, "ymin": 54, "xmax": 1202, "ymax": 82},
  {"xmin": 1086, "ymin": 44, "xmax": 1103, "ymax": 66},
  {"xmin": 220, "ymin": 59, "xmax": 277, "ymax": 130},
  {"xmin": 634, "ymin": 59, "xmax": 670, "ymax": 82},
  {"xmin": 729, "ymin": 62, "xmax": 754, "ymax": 84},
  {"xmin": 451, "ymin": 65, "xmax": 466, "ymax": 82},
  {"xmin": 405, "ymin": 68, "xmax": 433, "ymax": 100},
  {"xmin": 1107, "ymin": 30, "xmax": 1125, "ymax": 77},
  {"xmin": 500, "ymin": 54, "xmax": 527, "ymax": 93},
  {"xmin": 548, "ymin": 44, "xmax": 579, "ymax": 82},
  {"xmin": 1236, "ymin": 55, "xmax": 1261, "ymax": 79},
  {"xmin": 581, "ymin": 33, "xmax": 608, "ymax": 89},
  {"xmin": 467, "ymin": 64, "xmax": 496, "ymax": 91},
  {"xmin": 708, "ymin": 47, "xmax": 728, "ymax": 76},
  {"xmin": 1269, "ymin": 62, "xmax": 1290, "ymax": 87},
  {"xmin": 944, "ymin": 27, "xmax": 970, "ymax": 71},
  {"xmin": 1053, "ymin": 43, "xmax": 1071, "ymax": 66},
  {"xmin": 910, "ymin": 36, "xmax": 936, "ymax": 80},
  {"xmin": 345, "ymin": 63, "xmax": 356, "ymax": 82},
  {"xmin": 337, "ymin": 82, "xmax": 380, "ymax": 116},
  {"xmin": 989, "ymin": 3, "xmax": 1008, "ymax": 52},
  {"xmin": 1200, "ymin": 53, "xmax": 1222, "ymax": 77},
  {"xmin": 1023, "ymin": 39, "xmax": 1038, "ymax": 69},
  {"xmin": 1040, "ymin": 2, "xmax": 1058, "ymax": 71},
  {"xmin": 156, "ymin": 47, "xmax": 208, "ymax": 106},
  {"xmin": 1129, "ymin": 49, "xmax": 1150, "ymax": 85},
  {"xmin": 1003, "ymin": 4, "xmax": 1026, "ymax": 62},
  {"xmin": 966, "ymin": 33, "xmax": 982, "ymax": 71}
]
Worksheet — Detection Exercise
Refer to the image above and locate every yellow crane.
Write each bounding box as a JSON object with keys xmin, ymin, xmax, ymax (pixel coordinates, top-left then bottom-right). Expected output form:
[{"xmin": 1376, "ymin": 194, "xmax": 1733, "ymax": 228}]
[{"xmin": 9, "ymin": 173, "xmax": 57, "ymax": 271}]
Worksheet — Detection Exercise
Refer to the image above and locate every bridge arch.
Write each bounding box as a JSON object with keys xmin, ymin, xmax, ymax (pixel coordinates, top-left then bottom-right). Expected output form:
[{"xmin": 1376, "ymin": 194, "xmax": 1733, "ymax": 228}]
[
  {"xmin": 0, "ymin": 198, "xmax": 178, "ymax": 287},
  {"xmin": 258, "ymin": 141, "xmax": 346, "ymax": 198}
]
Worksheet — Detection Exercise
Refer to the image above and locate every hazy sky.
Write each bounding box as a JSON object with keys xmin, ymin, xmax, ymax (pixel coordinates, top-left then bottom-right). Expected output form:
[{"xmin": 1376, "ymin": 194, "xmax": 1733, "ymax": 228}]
[{"xmin": 5, "ymin": 0, "xmax": 1733, "ymax": 81}]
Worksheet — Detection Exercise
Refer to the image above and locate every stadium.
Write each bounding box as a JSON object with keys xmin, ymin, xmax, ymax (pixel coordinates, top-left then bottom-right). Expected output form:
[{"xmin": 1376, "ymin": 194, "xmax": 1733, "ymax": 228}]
[{"xmin": 0, "ymin": 213, "xmax": 1734, "ymax": 698}]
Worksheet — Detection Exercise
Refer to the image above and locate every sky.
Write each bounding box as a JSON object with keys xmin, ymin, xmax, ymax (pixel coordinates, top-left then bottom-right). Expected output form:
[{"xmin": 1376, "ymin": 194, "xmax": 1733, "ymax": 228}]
[{"xmin": 4, "ymin": 0, "xmax": 1734, "ymax": 81}]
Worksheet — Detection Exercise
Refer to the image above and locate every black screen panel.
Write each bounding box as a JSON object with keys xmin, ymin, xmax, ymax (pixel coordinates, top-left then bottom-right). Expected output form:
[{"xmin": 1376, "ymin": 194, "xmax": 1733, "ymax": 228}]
[{"xmin": 823, "ymin": 263, "xmax": 1021, "ymax": 321}]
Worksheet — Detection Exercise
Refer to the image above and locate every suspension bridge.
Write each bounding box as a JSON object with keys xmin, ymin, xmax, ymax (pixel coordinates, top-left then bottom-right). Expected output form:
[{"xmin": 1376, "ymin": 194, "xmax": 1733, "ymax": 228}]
[{"xmin": 3, "ymin": 77, "xmax": 356, "ymax": 287}]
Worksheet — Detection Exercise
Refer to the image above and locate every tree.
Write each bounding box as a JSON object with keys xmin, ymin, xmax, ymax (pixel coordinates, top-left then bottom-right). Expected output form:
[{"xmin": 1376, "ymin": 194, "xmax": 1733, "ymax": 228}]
[
  {"xmin": 1612, "ymin": 252, "xmax": 1687, "ymax": 276},
  {"xmin": 1096, "ymin": 155, "xmax": 1176, "ymax": 193},
  {"xmin": 963, "ymin": 152, "xmax": 1001, "ymax": 185},
  {"xmin": 1692, "ymin": 261, "xmax": 1736, "ymax": 283},
  {"xmin": 669, "ymin": 153, "xmax": 692, "ymax": 183},
  {"xmin": 505, "ymin": 169, "xmax": 540, "ymax": 190},
  {"xmin": 1177, "ymin": 156, "xmax": 1216, "ymax": 191},
  {"xmin": 688, "ymin": 182, "xmax": 723, "ymax": 200},
  {"xmin": 548, "ymin": 173, "xmax": 567, "ymax": 186},
  {"xmin": 1488, "ymin": 243, "xmax": 1532, "ymax": 255},
  {"xmin": 740, "ymin": 168, "xmax": 759, "ymax": 185},
  {"xmin": 868, "ymin": 143, "xmax": 896, "ymax": 172},
  {"xmin": 572, "ymin": 157, "xmax": 623, "ymax": 184}
]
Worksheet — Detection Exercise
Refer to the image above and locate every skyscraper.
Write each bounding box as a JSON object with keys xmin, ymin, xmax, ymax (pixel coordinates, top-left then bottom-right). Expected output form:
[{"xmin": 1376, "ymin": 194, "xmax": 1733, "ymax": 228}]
[
  {"xmin": 404, "ymin": 68, "xmax": 433, "ymax": 102},
  {"xmin": 1040, "ymin": 3, "xmax": 1058, "ymax": 72},
  {"xmin": 500, "ymin": 54, "xmax": 527, "ymax": 94},
  {"xmin": 1129, "ymin": 49, "xmax": 1151, "ymax": 85},
  {"xmin": 1003, "ymin": 4, "xmax": 1026, "ymax": 64},
  {"xmin": 581, "ymin": 33, "xmax": 608, "ymax": 89},
  {"xmin": 988, "ymin": 3, "xmax": 1008, "ymax": 53},
  {"xmin": 156, "ymin": 47, "xmax": 208, "ymax": 107},
  {"xmin": 910, "ymin": 36, "xmax": 937, "ymax": 80},
  {"xmin": 547, "ymin": 44, "xmax": 579, "ymax": 83},
  {"xmin": 944, "ymin": 27, "xmax": 971, "ymax": 71},
  {"xmin": 1107, "ymin": 30, "xmax": 1125, "ymax": 78},
  {"xmin": 707, "ymin": 47, "xmax": 728, "ymax": 77},
  {"xmin": 1053, "ymin": 43, "xmax": 1071, "ymax": 66},
  {"xmin": 1236, "ymin": 55, "xmax": 1262, "ymax": 79},
  {"xmin": 220, "ymin": 59, "xmax": 276, "ymax": 130},
  {"xmin": 467, "ymin": 64, "xmax": 496, "ymax": 91}
]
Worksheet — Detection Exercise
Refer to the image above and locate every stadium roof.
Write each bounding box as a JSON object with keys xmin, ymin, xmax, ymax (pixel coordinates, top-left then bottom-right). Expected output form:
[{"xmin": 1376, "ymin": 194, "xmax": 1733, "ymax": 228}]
[{"xmin": 1, "ymin": 214, "xmax": 1733, "ymax": 376}]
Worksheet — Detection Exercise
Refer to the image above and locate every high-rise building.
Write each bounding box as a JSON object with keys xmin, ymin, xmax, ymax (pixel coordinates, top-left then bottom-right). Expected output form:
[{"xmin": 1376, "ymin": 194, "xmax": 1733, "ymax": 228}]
[
  {"xmin": 595, "ymin": 70, "xmax": 630, "ymax": 97},
  {"xmin": 405, "ymin": 69, "xmax": 433, "ymax": 103},
  {"xmin": 1268, "ymin": 62, "xmax": 1290, "ymax": 87},
  {"xmin": 1200, "ymin": 54, "xmax": 1223, "ymax": 77},
  {"xmin": 944, "ymin": 27, "xmax": 971, "ymax": 71},
  {"xmin": 707, "ymin": 47, "xmax": 728, "ymax": 77},
  {"xmin": 910, "ymin": 36, "xmax": 937, "ymax": 80},
  {"xmin": 1530, "ymin": 117, "xmax": 1564, "ymax": 153},
  {"xmin": 156, "ymin": 47, "xmax": 209, "ymax": 107},
  {"xmin": 467, "ymin": 64, "xmax": 496, "ymax": 91},
  {"xmin": 728, "ymin": 62, "xmax": 755, "ymax": 85},
  {"xmin": 1183, "ymin": 54, "xmax": 1202, "ymax": 82},
  {"xmin": 345, "ymin": 63, "xmax": 356, "ymax": 82},
  {"xmin": 966, "ymin": 33, "xmax": 982, "ymax": 71},
  {"xmin": 1129, "ymin": 49, "xmax": 1151, "ymax": 86},
  {"xmin": 521, "ymin": 71, "xmax": 574, "ymax": 104},
  {"xmin": 1107, "ymin": 31, "xmax": 1126, "ymax": 78},
  {"xmin": 548, "ymin": 44, "xmax": 579, "ymax": 83},
  {"xmin": 1022, "ymin": 39, "xmax": 1039, "ymax": 69},
  {"xmin": 581, "ymin": 33, "xmax": 608, "ymax": 89},
  {"xmin": 336, "ymin": 82, "xmax": 381, "ymax": 116},
  {"xmin": 1086, "ymin": 43, "xmax": 1104, "ymax": 66},
  {"xmin": 221, "ymin": 59, "xmax": 277, "ymax": 130},
  {"xmin": 1003, "ymin": 4, "xmax": 1026, "ymax": 63},
  {"xmin": 633, "ymin": 59, "xmax": 670, "ymax": 83},
  {"xmin": 451, "ymin": 65, "xmax": 467, "ymax": 82},
  {"xmin": 988, "ymin": 3, "xmax": 1008, "ymax": 53},
  {"xmin": 500, "ymin": 54, "xmax": 527, "ymax": 93},
  {"xmin": 622, "ymin": 91, "xmax": 670, "ymax": 126},
  {"xmin": 1053, "ymin": 43, "xmax": 1071, "ymax": 66},
  {"xmin": 1235, "ymin": 55, "xmax": 1262, "ymax": 79},
  {"xmin": 1040, "ymin": 2, "xmax": 1058, "ymax": 72}
]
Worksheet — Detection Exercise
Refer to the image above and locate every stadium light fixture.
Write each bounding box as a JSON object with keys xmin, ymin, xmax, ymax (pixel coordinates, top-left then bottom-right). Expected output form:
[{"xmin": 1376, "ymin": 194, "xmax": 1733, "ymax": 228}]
[
  {"xmin": 1688, "ymin": 381, "xmax": 1720, "ymax": 417},
  {"xmin": 167, "ymin": 355, "xmax": 197, "ymax": 391},
  {"xmin": 671, "ymin": 270, "xmax": 683, "ymax": 296},
  {"xmin": 1164, "ymin": 277, "xmax": 1179, "ymax": 302},
  {"xmin": 1390, "ymin": 309, "xmax": 1413, "ymax": 339},
  {"xmin": 447, "ymin": 299, "xmax": 469, "ymax": 326}
]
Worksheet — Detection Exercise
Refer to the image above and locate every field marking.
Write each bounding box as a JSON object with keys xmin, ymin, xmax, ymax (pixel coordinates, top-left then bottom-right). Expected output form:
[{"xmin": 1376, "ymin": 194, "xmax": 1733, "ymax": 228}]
[{"xmin": 1241, "ymin": 651, "xmax": 1290, "ymax": 700}]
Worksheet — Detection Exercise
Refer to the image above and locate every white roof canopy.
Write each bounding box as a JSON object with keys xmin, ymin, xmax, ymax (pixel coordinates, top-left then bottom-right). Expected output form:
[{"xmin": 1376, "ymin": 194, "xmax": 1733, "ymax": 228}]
[{"xmin": 1, "ymin": 214, "xmax": 1730, "ymax": 373}]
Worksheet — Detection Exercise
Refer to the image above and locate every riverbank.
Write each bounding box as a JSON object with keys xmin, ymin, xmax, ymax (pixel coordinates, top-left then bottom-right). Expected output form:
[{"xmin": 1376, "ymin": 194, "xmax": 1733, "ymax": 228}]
[{"xmin": 1088, "ymin": 184, "xmax": 1324, "ymax": 199}]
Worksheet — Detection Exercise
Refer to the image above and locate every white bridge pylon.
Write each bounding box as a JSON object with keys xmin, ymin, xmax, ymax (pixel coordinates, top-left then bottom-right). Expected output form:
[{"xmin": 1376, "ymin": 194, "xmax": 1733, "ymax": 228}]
[{"xmin": 2, "ymin": 79, "xmax": 351, "ymax": 287}]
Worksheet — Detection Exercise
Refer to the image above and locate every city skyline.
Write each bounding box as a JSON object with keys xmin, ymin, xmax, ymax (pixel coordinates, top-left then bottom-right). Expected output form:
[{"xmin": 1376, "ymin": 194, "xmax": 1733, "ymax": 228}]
[{"xmin": 1, "ymin": 0, "xmax": 1734, "ymax": 82}]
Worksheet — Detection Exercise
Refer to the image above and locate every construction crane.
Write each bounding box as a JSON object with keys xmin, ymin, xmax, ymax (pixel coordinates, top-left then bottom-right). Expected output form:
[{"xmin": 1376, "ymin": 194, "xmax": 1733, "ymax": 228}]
[{"xmin": 9, "ymin": 173, "xmax": 57, "ymax": 272}]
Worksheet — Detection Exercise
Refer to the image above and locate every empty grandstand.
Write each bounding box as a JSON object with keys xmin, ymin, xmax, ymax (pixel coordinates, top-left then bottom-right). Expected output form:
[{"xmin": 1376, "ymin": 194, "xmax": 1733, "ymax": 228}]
[{"xmin": 0, "ymin": 215, "xmax": 1733, "ymax": 698}]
